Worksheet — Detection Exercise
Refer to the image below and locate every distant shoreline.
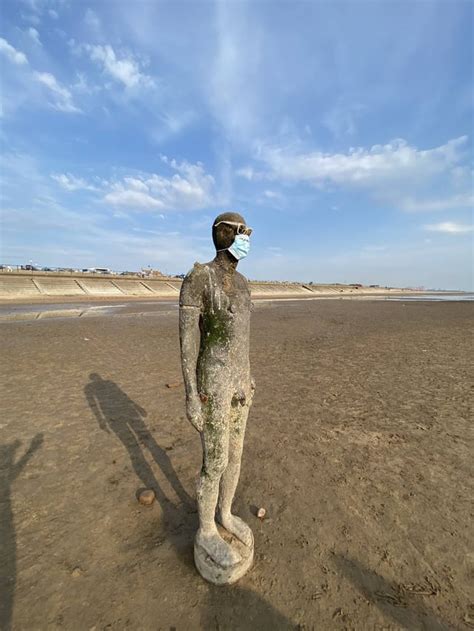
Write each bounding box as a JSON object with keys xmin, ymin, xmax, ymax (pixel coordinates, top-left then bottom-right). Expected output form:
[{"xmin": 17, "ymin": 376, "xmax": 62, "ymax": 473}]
[{"xmin": 0, "ymin": 292, "xmax": 472, "ymax": 323}]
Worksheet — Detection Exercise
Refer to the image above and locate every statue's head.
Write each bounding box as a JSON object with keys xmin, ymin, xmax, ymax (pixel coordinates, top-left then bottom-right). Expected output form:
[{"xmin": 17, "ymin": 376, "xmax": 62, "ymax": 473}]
[{"xmin": 212, "ymin": 211, "xmax": 252, "ymax": 252}]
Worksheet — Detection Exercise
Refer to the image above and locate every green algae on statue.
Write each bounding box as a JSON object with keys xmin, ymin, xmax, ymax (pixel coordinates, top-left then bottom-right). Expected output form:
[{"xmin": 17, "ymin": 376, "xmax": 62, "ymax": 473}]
[{"xmin": 179, "ymin": 212, "xmax": 255, "ymax": 584}]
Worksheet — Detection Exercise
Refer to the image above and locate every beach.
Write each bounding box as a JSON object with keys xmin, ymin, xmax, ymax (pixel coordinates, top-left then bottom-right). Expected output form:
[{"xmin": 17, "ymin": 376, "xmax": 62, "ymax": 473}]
[{"xmin": 1, "ymin": 299, "xmax": 473, "ymax": 630}]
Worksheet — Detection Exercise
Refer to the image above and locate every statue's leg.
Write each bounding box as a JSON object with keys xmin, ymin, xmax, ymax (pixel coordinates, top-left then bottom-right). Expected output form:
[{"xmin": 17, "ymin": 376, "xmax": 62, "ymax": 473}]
[
  {"xmin": 196, "ymin": 392, "xmax": 241, "ymax": 568},
  {"xmin": 217, "ymin": 395, "xmax": 253, "ymax": 547}
]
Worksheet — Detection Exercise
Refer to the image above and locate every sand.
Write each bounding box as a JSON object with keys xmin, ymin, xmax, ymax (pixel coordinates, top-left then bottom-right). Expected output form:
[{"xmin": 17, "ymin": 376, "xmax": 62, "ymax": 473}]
[{"xmin": 1, "ymin": 299, "xmax": 473, "ymax": 630}]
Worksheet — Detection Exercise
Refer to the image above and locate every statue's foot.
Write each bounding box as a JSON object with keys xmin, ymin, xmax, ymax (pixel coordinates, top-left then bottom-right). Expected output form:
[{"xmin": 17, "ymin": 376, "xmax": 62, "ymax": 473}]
[
  {"xmin": 196, "ymin": 529, "xmax": 242, "ymax": 568},
  {"xmin": 218, "ymin": 513, "xmax": 253, "ymax": 547}
]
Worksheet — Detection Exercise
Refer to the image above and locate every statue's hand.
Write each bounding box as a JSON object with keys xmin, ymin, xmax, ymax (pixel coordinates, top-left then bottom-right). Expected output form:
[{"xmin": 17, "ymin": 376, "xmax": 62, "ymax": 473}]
[{"xmin": 186, "ymin": 395, "xmax": 204, "ymax": 433}]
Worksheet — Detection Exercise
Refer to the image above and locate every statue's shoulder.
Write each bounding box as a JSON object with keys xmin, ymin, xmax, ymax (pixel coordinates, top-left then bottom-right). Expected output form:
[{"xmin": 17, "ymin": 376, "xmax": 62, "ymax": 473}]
[
  {"xmin": 235, "ymin": 270, "xmax": 249, "ymax": 286},
  {"xmin": 179, "ymin": 262, "xmax": 210, "ymax": 307},
  {"xmin": 183, "ymin": 261, "xmax": 210, "ymax": 282},
  {"xmin": 235, "ymin": 270, "xmax": 249, "ymax": 285}
]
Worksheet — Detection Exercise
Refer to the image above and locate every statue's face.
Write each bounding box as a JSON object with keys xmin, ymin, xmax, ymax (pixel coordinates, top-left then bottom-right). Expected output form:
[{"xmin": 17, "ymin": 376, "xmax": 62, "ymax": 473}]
[{"xmin": 212, "ymin": 212, "xmax": 251, "ymax": 250}]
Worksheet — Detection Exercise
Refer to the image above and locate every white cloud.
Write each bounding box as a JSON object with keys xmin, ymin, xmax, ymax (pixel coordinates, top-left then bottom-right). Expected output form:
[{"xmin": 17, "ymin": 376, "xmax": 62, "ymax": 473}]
[
  {"xmin": 263, "ymin": 190, "xmax": 281, "ymax": 199},
  {"xmin": 103, "ymin": 159, "xmax": 216, "ymax": 212},
  {"xmin": 0, "ymin": 37, "xmax": 28, "ymax": 65},
  {"xmin": 48, "ymin": 9, "xmax": 58, "ymax": 19},
  {"xmin": 399, "ymin": 193, "xmax": 474, "ymax": 212},
  {"xmin": 28, "ymin": 27, "xmax": 41, "ymax": 45},
  {"xmin": 245, "ymin": 136, "xmax": 472, "ymax": 212},
  {"xmin": 51, "ymin": 173, "xmax": 97, "ymax": 191},
  {"xmin": 424, "ymin": 222, "xmax": 473, "ymax": 234},
  {"xmin": 104, "ymin": 189, "xmax": 164, "ymax": 209},
  {"xmin": 260, "ymin": 136, "xmax": 468, "ymax": 187},
  {"xmin": 236, "ymin": 166, "xmax": 256, "ymax": 181},
  {"xmin": 81, "ymin": 44, "xmax": 154, "ymax": 89},
  {"xmin": 123, "ymin": 177, "xmax": 148, "ymax": 193},
  {"xmin": 34, "ymin": 71, "xmax": 81, "ymax": 113}
]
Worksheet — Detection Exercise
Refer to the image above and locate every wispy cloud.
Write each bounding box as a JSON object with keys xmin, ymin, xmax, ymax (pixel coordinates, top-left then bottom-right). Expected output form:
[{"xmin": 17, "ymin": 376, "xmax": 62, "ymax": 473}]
[
  {"xmin": 0, "ymin": 37, "xmax": 28, "ymax": 65},
  {"xmin": 263, "ymin": 190, "xmax": 282, "ymax": 199},
  {"xmin": 424, "ymin": 221, "xmax": 473, "ymax": 234},
  {"xmin": 150, "ymin": 110, "xmax": 196, "ymax": 144},
  {"xmin": 18, "ymin": 0, "xmax": 62, "ymax": 20},
  {"xmin": 209, "ymin": 2, "xmax": 264, "ymax": 141},
  {"xmin": 27, "ymin": 27, "xmax": 41, "ymax": 46},
  {"xmin": 79, "ymin": 43, "xmax": 154, "ymax": 89},
  {"xmin": 235, "ymin": 166, "xmax": 256, "ymax": 181},
  {"xmin": 34, "ymin": 71, "xmax": 81, "ymax": 113},
  {"xmin": 84, "ymin": 8, "xmax": 101, "ymax": 36},
  {"xmin": 51, "ymin": 173, "xmax": 98, "ymax": 191},
  {"xmin": 0, "ymin": 36, "xmax": 81, "ymax": 115},
  {"xmin": 323, "ymin": 101, "xmax": 365, "ymax": 139},
  {"xmin": 399, "ymin": 193, "xmax": 473, "ymax": 212}
]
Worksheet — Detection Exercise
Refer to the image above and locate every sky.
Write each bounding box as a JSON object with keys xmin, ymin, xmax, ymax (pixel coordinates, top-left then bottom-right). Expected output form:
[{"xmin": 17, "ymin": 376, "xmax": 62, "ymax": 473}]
[{"xmin": 0, "ymin": 0, "xmax": 473, "ymax": 289}]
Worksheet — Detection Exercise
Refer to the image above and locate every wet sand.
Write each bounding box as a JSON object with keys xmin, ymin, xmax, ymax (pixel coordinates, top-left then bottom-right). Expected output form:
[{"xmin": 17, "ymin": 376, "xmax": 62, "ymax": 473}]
[{"xmin": 1, "ymin": 300, "xmax": 473, "ymax": 630}]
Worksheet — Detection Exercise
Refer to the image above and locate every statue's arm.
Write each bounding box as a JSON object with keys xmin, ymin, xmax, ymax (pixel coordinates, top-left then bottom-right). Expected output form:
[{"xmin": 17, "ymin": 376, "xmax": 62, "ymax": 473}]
[
  {"xmin": 179, "ymin": 306, "xmax": 204, "ymax": 432},
  {"xmin": 179, "ymin": 305, "xmax": 200, "ymax": 400},
  {"xmin": 12, "ymin": 433, "xmax": 44, "ymax": 479},
  {"xmin": 179, "ymin": 269, "xmax": 205, "ymax": 432}
]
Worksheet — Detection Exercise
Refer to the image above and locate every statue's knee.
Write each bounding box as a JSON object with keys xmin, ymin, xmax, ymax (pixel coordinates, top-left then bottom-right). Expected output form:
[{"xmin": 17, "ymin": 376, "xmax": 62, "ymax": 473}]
[{"xmin": 206, "ymin": 455, "xmax": 228, "ymax": 479}]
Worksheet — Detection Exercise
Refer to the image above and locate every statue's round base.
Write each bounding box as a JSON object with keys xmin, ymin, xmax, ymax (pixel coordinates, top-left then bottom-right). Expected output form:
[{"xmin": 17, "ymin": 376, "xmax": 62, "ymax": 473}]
[{"xmin": 194, "ymin": 526, "xmax": 254, "ymax": 585}]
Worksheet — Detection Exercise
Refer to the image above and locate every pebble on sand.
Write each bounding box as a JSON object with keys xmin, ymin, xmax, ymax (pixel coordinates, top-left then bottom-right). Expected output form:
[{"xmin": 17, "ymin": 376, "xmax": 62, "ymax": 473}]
[
  {"xmin": 138, "ymin": 489, "xmax": 156, "ymax": 506},
  {"xmin": 257, "ymin": 507, "xmax": 266, "ymax": 519}
]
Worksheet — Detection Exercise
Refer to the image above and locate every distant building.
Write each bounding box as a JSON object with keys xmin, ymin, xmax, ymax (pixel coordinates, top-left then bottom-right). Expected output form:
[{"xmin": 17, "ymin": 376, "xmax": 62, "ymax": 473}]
[
  {"xmin": 141, "ymin": 268, "xmax": 165, "ymax": 278},
  {"xmin": 88, "ymin": 267, "xmax": 112, "ymax": 274}
]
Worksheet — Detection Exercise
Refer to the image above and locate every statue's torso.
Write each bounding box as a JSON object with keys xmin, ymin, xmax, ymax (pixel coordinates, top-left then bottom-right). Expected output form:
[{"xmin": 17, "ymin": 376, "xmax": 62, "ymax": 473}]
[{"xmin": 180, "ymin": 261, "xmax": 251, "ymax": 390}]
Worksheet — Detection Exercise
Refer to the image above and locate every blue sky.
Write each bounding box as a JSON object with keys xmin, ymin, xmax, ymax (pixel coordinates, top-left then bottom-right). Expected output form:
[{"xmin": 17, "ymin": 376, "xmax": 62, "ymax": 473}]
[{"xmin": 0, "ymin": 0, "xmax": 472, "ymax": 289}]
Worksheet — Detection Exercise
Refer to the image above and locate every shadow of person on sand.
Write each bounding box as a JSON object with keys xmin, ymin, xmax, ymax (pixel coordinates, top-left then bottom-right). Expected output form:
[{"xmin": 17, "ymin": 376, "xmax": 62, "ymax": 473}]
[
  {"xmin": 0, "ymin": 433, "xmax": 44, "ymax": 631},
  {"xmin": 201, "ymin": 584, "xmax": 295, "ymax": 630},
  {"xmin": 334, "ymin": 554, "xmax": 453, "ymax": 631},
  {"xmin": 84, "ymin": 373, "xmax": 196, "ymax": 559}
]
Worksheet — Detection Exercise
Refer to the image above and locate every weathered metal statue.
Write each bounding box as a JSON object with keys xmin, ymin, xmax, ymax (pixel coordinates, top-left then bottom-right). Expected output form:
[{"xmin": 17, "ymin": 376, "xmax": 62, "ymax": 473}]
[{"xmin": 179, "ymin": 212, "xmax": 255, "ymax": 584}]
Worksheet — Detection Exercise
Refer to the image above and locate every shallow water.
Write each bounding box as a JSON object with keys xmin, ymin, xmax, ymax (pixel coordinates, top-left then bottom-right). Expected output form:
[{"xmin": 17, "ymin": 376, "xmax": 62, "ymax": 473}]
[
  {"xmin": 382, "ymin": 294, "xmax": 473, "ymax": 302},
  {"xmin": 0, "ymin": 293, "xmax": 472, "ymax": 322}
]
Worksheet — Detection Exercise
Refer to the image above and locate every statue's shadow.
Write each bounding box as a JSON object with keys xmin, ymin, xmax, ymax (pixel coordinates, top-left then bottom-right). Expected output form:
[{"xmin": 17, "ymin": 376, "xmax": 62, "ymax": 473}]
[
  {"xmin": 84, "ymin": 373, "xmax": 197, "ymax": 567},
  {"xmin": 1, "ymin": 434, "xmax": 44, "ymax": 631}
]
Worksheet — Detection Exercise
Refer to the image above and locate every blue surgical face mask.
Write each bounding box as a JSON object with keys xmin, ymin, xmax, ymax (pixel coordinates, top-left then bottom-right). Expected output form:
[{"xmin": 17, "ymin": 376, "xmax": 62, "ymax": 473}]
[{"xmin": 221, "ymin": 234, "xmax": 250, "ymax": 260}]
